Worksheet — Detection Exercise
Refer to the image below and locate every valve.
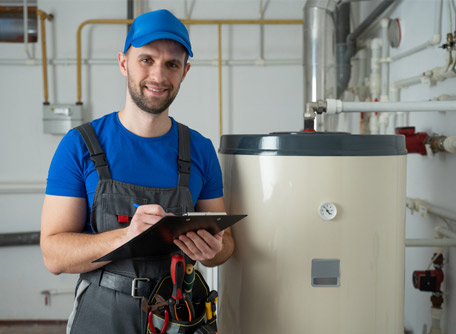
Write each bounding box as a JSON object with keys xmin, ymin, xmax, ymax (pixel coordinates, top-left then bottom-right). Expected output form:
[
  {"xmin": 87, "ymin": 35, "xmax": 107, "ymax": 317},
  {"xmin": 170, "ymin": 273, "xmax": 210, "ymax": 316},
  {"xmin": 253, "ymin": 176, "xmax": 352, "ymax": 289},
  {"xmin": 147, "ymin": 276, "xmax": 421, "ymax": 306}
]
[
  {"xmin": 412, "ymin": 269, "xmax": 444, "ymax": 292},
  {"xmin": 395, "ymin": 127, "xmax": 428, "ymax": 155}
]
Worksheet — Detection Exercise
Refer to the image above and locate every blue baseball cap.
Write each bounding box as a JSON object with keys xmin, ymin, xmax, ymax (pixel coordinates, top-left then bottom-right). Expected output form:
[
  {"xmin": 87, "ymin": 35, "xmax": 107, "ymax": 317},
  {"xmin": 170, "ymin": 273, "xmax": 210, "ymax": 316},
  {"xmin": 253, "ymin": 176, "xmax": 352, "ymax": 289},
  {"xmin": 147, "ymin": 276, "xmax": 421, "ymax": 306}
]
[{"xmin": 123, "ymin": 9, "xmax": 193, "ymax": 57}]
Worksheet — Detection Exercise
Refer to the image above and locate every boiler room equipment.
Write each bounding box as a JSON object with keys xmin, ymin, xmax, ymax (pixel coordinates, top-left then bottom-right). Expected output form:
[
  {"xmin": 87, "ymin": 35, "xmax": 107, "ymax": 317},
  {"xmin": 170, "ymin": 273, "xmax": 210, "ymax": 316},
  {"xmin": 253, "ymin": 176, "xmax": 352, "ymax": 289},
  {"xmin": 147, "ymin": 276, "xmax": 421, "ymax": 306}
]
[{"xmin": 218, "ymin": 132, "xmax": 407, "ymax": 334}]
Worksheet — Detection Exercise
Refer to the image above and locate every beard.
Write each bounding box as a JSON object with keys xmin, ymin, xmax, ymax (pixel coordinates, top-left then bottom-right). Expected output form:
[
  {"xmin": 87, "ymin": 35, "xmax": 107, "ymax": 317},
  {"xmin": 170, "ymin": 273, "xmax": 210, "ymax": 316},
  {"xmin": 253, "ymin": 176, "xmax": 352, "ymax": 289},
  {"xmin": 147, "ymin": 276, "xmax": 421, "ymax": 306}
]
[{"xmin": 128, "ymin": 78, "xmax": 179, "ymax": 115}]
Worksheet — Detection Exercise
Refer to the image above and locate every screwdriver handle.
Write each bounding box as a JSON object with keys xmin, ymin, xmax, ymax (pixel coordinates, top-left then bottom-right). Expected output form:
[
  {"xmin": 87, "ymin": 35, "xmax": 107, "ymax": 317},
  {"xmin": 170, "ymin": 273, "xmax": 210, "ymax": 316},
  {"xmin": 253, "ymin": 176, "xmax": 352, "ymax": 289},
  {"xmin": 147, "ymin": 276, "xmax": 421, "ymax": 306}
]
[
  {"xmin": 171, "ymin": 254, "xmax": 185, "ymax": 300},
  {"xmin": 183, "ymin": 262, "xmax": 196, "ymax": 300}
]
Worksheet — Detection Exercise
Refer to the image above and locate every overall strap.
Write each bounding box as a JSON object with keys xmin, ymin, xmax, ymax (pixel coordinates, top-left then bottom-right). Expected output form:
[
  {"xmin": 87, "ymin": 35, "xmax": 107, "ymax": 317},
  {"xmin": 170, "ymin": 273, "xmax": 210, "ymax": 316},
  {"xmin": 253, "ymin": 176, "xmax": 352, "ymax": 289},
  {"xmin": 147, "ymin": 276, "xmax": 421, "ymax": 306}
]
[
  {"xmin": 177, "ymin": 122, "xmax": 191, "ymax": 188},
  {"xmin": 76, "ymin": 123, "xmax": 112, "ymax": 180}
]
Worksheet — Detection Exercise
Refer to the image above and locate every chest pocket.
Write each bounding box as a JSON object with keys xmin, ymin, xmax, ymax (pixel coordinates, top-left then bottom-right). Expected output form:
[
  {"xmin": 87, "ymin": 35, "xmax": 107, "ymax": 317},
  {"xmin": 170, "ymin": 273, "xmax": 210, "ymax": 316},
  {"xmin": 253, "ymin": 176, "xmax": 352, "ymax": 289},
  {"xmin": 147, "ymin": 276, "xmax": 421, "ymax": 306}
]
[{"xmin": 100, "ymin": 192, "xmax": 187, "ymax": 228}]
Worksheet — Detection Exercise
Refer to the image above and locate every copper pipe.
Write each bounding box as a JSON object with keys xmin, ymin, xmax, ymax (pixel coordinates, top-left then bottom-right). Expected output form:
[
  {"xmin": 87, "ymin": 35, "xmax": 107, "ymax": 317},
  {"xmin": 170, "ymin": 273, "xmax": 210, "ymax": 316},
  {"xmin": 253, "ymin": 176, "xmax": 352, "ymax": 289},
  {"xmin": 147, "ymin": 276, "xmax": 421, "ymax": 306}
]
[
  {"xmin": 76, "ymin": 18, "xmax": 303, "ymax": 133},
  {"xmin": 76, "ymin": 19, "xmax": 133, "ymax": 104},
  {"xmin": 36, "ymin": 9, "xmax": 53, "ymax": 105}
]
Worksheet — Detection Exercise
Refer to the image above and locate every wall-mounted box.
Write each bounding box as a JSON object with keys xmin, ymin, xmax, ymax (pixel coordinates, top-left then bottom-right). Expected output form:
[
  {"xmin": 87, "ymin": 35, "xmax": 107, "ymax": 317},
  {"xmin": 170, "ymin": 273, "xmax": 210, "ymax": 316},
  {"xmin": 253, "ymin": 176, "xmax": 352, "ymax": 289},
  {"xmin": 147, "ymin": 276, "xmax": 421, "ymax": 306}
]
[{"xmin": 43, "ymin": 104, "xmax": 83, "ymax": 135}]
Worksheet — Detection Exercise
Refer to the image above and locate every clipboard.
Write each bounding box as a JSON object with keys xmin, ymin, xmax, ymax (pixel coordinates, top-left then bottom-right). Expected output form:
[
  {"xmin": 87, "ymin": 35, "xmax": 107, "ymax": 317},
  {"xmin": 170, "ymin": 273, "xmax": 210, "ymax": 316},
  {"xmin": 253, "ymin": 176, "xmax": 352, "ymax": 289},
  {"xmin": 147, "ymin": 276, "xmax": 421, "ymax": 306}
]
[{"xmin": 94, "ymin": 214, "xmax": 247, "ymax": 262}]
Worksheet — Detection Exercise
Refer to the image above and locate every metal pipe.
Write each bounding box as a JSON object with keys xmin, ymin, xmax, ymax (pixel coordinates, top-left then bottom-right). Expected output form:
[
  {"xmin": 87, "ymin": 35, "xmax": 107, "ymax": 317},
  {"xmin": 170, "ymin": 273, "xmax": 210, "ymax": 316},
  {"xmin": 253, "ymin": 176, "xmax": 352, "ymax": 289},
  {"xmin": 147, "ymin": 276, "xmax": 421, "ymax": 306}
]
[
  {"xmin": 0, "ymin": 232, "xmax": 40, "ymax": 247},
  {"xmin": 336, "ymin": 2, "xmax": 351, "ymax": 98},
  {"xmin": 303, "ymin": 0, "xmax": 337, "ymax": 131},
  {"xmin": 303, "ymin": 0, "xmax": 336, "ymax": 104},
  {"xmin": 347, "ymin": 0, "xmax": 396, "ymax": 44}
]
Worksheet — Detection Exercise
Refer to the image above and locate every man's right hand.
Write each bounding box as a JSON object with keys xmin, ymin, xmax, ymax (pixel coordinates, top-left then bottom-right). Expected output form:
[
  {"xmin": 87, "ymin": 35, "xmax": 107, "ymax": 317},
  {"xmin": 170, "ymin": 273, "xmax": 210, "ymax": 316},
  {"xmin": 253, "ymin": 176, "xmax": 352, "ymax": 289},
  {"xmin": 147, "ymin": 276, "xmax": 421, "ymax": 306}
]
[
  {"xmin": 127, "ymin": 204, "xmax": 171, "ymax": 240},
  {"xmin": 41, "ymin": 196, "xmax": 169, "ymax": 275}
]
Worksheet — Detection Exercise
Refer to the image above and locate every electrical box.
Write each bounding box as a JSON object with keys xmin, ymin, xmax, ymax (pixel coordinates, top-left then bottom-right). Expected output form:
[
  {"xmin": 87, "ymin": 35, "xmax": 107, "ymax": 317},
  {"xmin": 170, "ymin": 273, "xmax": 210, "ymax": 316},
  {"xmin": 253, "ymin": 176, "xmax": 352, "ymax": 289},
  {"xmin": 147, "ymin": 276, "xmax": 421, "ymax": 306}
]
[{"xmin": 43, "ymin": 104, "xmax": 83, "ymax": 135}]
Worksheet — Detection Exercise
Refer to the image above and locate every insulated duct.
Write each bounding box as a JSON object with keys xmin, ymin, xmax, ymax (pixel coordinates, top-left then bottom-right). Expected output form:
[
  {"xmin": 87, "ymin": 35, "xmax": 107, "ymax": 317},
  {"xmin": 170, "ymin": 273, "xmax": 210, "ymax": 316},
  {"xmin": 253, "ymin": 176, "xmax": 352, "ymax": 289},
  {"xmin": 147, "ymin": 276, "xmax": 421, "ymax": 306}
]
[
  {"xmin": 303, "ymin": 0, "xmax": 337, "ymax": 104},
  {"xmin": 303, "ymin": 0, "xmax": 337, "ymax": 131}
]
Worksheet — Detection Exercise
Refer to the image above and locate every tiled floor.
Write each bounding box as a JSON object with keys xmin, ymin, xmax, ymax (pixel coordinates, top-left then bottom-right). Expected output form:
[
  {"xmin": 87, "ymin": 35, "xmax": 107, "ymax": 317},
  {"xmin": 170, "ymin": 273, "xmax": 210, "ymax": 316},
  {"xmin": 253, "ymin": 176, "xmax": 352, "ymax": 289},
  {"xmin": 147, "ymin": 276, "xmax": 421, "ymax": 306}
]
[{"xmin": 0, "ymin": 323, "xmax": 67, "ymax": 334}]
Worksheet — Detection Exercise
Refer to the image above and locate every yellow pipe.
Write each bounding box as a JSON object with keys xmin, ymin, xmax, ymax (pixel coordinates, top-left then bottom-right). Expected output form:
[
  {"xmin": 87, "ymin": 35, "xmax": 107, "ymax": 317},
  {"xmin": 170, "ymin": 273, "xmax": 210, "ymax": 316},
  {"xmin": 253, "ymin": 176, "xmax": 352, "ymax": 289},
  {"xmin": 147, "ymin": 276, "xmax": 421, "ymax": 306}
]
[
  {"xmin": 36, "ymin": 9, "xmax": 53, "ymax": 104},
  {"xmin": 75, "ymin": 18, "xmax": 303, "ymax": 133},
  {"xmin": 181, "ymin": 19, "xmax": 302, "ymax": 25},
  {"xmin": 76, "ymin": 19, "xmax": 133, "ymax": 104}
]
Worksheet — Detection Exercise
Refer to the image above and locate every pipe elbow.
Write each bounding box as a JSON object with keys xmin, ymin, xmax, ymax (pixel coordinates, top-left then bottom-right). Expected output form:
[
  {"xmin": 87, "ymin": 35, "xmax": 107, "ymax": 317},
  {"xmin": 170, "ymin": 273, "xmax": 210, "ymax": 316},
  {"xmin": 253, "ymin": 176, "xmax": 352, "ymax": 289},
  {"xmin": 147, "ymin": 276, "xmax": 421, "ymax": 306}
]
[{"xmin": 431, "ymin": 33, "xmax": 441, "ymax": 45}]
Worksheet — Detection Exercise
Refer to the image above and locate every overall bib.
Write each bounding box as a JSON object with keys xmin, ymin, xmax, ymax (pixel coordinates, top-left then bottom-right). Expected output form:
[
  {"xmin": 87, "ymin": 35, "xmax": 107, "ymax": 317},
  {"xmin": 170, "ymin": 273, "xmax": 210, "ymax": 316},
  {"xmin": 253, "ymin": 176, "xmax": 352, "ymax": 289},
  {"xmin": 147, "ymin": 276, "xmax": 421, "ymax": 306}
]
[{"xmin": 68, "ymin": 122, "xmax": 194, "ymax": 334}]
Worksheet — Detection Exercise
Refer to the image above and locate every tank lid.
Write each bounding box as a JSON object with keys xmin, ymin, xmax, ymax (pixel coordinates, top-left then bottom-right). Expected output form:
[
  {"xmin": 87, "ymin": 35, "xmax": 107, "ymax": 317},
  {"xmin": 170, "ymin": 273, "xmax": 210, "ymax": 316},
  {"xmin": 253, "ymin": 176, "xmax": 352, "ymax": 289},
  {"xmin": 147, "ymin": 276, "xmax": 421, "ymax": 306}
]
[{"xmin": 219, "ymin": 132, "xmax": 407, "ymax": 156}]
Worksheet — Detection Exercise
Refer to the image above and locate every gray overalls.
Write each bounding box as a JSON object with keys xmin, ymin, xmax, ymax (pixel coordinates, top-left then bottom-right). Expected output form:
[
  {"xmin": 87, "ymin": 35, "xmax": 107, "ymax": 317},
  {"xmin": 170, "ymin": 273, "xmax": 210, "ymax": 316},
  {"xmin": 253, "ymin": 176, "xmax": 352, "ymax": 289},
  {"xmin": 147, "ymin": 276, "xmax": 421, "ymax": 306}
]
[{"xmin": 68, "ymin": 122, "xmax": 194, "ymax": 334}]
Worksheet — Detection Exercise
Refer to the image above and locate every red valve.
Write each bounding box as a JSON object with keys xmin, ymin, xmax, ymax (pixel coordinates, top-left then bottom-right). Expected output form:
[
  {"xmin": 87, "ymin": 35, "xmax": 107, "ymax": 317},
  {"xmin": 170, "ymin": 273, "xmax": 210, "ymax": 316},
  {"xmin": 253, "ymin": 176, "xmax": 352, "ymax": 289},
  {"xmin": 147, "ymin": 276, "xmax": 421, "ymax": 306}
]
[
  {"xmin": 413, "ymin": 269, "xmax": 444, "ymax": 292},
  {"xmin": 395, "ymin": 127, "xmax": 429, "ymax": 155}
]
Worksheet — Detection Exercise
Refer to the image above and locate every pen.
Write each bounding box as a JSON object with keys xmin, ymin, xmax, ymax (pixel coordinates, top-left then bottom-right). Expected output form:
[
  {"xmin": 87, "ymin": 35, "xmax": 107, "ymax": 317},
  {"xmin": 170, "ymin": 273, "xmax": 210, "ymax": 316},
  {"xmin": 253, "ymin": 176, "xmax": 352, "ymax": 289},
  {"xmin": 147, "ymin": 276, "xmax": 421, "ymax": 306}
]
[{"xmin": 134, "ymin": 203, "xmax": 140, "ymax": 208}]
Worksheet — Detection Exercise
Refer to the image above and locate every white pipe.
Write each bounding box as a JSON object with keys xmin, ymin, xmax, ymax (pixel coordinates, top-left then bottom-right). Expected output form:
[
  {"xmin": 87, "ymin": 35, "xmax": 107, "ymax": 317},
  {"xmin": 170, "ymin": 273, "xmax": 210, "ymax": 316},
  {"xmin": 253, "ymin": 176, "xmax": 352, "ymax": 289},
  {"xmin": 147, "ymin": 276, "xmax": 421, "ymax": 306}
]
[
  {"xmin": 369, "ymin": 38, "xmax": 382, "ymax": 102},
  {"xmin": 380, "ymin": 18, "xmax": 389, "ymax": 101},
  {"xmin": 326, "ymin": 100, "xmax": 456, "ymax": 114},
  {"xmin": 393, "ymin": 71, "xmax": 433, "ymax": 89},
  {"xmin": 436, "ymin": 226, "xmax": 456, "ymax": 239},
  {"xmin": 407, "ymin": 197, "xmax": 456, "ymax": 222},
  {"xmin": 388, "ymin": 0, "xmax": 442, "ymax": 62},
  {"xmin": 0, "ymin": 181, "xmax": 46, "ymax": 194},
  {"xmin": 405, "ymin": 238, "xmax": 456, "ymax": 247},
  {"xmin": 0, "ymin": 57, "xmax": 302, "ymax": 67},
  {"xmin": 379, "ymin": 19, "xmax": 390, "ymax": 134},
  {"xmin": 23, "ymin": 0, "xmax": 33, "ymax": 60}
]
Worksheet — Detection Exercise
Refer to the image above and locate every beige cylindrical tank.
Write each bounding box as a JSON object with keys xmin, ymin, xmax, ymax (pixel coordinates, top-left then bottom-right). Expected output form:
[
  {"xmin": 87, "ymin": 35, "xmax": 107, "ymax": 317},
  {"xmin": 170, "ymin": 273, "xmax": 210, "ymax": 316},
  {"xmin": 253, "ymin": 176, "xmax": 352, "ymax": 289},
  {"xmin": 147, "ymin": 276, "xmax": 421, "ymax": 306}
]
[{"xmin": 218, "ymin": 132, "xmax": 407, "ymax": 334}]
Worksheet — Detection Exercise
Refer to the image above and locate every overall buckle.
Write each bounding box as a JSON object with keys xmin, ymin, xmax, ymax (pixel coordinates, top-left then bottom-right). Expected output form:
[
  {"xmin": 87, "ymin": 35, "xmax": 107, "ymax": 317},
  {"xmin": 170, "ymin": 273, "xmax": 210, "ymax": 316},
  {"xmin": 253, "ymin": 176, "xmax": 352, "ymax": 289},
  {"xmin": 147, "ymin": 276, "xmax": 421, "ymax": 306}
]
[{"xmin": 131, "ymin": 277, "xmax": 150, "ymax": 298}]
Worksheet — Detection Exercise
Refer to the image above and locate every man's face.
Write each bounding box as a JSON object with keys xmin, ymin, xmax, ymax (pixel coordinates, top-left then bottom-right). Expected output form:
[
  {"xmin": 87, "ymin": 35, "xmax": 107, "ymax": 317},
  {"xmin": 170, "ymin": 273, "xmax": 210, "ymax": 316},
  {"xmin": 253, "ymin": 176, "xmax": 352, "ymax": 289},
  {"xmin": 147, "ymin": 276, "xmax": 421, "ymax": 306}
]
[{"xmin": 122, "ymin": 39, "xmax": 190, "ymax": 115}]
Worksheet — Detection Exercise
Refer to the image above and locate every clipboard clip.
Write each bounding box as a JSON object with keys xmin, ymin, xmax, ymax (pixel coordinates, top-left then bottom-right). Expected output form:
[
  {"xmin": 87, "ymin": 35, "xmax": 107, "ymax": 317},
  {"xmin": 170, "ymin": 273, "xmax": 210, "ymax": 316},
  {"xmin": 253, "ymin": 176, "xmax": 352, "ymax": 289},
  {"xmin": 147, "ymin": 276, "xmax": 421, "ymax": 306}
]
[{"xmin": 183, "ymin": 212, "xmax": 227, "ymax": 216}]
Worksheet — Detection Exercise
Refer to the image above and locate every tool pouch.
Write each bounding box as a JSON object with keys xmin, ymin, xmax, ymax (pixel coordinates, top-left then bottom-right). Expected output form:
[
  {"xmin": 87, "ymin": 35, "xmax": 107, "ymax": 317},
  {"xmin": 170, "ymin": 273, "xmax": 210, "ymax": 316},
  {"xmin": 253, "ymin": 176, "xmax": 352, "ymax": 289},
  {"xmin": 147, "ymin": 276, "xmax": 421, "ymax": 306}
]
[{"xmin": 145, "ymin": 270, "xmax": 218, "ymax": 334}]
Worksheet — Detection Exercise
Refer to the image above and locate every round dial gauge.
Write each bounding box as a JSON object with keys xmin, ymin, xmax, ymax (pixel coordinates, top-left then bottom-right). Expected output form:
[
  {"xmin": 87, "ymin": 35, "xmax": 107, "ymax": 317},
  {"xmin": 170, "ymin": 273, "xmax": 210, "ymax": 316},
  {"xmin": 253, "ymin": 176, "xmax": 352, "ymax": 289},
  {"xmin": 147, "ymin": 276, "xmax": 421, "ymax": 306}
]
[{"xmin": 318, "ymin": 202, "xmax": 337, "ymax": 220}]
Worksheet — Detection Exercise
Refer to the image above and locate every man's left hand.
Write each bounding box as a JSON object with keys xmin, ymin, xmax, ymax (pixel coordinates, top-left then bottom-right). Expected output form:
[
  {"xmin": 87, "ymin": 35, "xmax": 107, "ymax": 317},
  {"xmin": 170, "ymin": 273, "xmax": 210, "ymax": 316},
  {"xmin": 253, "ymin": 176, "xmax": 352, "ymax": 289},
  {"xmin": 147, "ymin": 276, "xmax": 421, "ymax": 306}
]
[{"xmin": 173, "ymin": 229, "xmax": 224, "ymax": 262}]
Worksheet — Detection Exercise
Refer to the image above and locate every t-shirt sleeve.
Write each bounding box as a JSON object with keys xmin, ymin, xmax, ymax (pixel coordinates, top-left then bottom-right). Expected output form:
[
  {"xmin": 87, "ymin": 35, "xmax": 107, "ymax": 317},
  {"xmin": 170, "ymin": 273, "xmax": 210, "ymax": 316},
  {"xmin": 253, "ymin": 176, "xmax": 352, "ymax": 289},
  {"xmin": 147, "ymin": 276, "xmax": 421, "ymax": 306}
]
[
  {"xmin": 198, "ymin": 139, "xmax": 224, "ymax": 200},
  {"xmin": 45, "ymin": 129, "xmax": 88, "ymax": 198}
]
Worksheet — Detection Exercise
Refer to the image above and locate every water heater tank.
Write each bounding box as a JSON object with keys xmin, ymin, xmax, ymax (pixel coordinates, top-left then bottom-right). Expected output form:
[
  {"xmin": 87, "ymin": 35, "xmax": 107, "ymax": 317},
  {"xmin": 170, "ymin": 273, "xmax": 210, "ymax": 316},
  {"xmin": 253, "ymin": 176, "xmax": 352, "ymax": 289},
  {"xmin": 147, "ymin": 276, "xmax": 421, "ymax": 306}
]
[{"xmin": 218, "ymin": 132, "xmax": 407, "ymax": 334}]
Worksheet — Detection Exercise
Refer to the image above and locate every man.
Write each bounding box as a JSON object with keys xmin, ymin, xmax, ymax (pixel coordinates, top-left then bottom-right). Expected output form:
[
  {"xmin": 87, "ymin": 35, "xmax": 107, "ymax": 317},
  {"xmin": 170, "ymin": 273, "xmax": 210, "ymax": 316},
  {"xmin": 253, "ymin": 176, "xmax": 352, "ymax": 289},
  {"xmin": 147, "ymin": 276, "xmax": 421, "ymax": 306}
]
[{"xmin": 40, "ymin": 9, "xmax": 234, "ymax": 333}]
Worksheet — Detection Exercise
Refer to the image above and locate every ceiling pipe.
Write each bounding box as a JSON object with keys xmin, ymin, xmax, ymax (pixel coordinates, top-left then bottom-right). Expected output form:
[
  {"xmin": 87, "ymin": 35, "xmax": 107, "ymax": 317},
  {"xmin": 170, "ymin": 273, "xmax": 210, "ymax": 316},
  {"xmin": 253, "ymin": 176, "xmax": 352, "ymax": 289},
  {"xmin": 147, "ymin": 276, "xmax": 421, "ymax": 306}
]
[
  {"xmin": 338, "ymin": 0, "xmax": 396, "ymax": 96},
  {"xmin": 336, "ymin": 1, "xmax": 351, "ymax": 99}
]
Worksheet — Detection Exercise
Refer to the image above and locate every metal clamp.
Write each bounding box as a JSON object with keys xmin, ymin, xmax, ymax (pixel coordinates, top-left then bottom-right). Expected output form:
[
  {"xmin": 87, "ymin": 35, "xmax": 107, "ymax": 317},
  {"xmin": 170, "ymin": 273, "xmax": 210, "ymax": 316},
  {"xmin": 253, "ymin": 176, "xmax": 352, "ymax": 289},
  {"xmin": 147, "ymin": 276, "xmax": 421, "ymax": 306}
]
[{"xmin": 131, "ymin": 277, "xmax": 150, "ymax": 299}]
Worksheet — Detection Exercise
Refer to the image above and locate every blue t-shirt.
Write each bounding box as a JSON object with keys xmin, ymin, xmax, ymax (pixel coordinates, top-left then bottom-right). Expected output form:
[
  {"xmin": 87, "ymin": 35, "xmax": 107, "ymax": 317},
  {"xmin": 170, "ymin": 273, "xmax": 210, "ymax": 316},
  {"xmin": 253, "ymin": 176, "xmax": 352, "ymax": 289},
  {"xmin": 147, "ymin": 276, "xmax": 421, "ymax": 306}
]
[{"xmin": 46, "ymin": 112, "xmax": 223, "ymax": 229}]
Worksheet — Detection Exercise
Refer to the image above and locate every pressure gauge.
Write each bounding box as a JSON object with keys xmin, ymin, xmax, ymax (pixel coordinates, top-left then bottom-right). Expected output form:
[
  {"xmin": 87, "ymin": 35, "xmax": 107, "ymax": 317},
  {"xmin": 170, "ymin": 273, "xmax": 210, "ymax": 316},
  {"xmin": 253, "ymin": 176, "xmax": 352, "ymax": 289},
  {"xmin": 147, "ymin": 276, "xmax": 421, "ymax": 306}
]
[{"xmin": 318, "ymin": 202, "xmax": 338, "ymax": 220}]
